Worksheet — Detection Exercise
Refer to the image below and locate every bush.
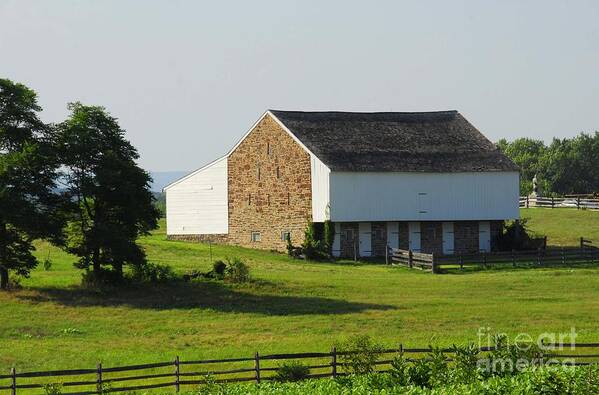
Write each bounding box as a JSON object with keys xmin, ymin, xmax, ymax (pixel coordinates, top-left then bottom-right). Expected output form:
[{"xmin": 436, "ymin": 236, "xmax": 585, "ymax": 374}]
[
  {"xmin": 43, "ymin": 258, "xmax": 53, "ymax": 271},
  {"xmin": 494, "ymin": 218, "xmax": 545, "ymax": 251},
  {"xmin": 337, "ymin": 335, "xmax": 384, "ymax": 375},
  {"xmin": 275, "ymin": 361, "xmax": 310, "ymax": 382},
  {"xmin": 212, "ymin": 260, "xmax": 227, "ymax": 279},
  {"xmin": 131, "ymin": 262, "xmax": 177, "ymax": 283},
  {"xmin": 224, "ymin": 257, "xmax": 250, "ymax": 283}
]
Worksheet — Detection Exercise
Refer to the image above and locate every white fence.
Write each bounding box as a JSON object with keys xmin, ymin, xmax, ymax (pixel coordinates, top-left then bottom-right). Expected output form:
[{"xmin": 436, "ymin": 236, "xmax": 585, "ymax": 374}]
[{"xmin": 520, "ymin": 196, "xmax": 599, "ymax": 209}]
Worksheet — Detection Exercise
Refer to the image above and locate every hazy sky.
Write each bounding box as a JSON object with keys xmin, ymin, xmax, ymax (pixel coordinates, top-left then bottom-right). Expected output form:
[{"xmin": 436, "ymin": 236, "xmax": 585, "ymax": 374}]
[{"xmin": 1, "ymin": 1, "xmax": 598, "ymax": 172}]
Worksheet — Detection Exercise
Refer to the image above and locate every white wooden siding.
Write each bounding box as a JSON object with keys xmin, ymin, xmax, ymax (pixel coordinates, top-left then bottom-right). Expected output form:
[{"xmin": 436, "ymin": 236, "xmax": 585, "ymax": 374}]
[
  {"xmin": 165, "ymin": 157, "xmax": 228, "ymax": 235},
  {"xmin": 329, "ymin": 172, "xmax": 519, "ymax": 222},
  {"xmin": 311, "ymin": 155, "xmax": 330, "ymax": 222}
]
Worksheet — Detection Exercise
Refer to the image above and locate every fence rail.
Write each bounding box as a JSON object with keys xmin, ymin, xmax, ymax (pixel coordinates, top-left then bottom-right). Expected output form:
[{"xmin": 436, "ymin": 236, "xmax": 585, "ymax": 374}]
[
  {"xmin": 391, "ymin": 237, "xmax": 598, "ymax": 273},
  {"xmin": 2, "ymin": 342, "xmax": 598, "ymax": 394},
  {"xmin": 520, "ymin": 196, "xmax": 599, "ymax": 209}
]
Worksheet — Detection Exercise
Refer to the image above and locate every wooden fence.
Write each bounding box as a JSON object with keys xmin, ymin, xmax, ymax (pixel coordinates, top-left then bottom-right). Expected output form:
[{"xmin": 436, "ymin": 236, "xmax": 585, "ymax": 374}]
[
  {"xmin": 520, "ymin": 195, "xmax": 599, "ymax": 209},
  {"xmin": 1, "ymin": 342, "xmax": 598, "ymax": 394},
  {"xmin": 391, "ymin": 238, "xmax": 598, "ymax": 273}
]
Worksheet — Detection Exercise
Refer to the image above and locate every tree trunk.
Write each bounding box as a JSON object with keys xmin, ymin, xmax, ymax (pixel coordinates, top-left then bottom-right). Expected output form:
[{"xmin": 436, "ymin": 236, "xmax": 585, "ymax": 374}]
[
  {"xmin": 114, "ymin": 260, "xmax": 123, "ymax": 282},
  {"xmin": 92, "ymin": 248, "xmax": 101, "ymax": 275},
  {"xmin": 0, "ymin": 266, "xmax": 8, "ymax": 290}
]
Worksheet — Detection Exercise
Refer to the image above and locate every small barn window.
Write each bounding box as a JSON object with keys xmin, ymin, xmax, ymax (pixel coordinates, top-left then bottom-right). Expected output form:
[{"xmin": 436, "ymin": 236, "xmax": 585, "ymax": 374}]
[
  {"xmin": 248, "ymin": 193, "xmax": 252, "ymax": 205},
  {"xmin": 267, "ymin": 194, "xmax": 271, "ymax": 206},
  {"xmin": 251, "ymin": 232, "xmax": 261, "ymax": 242},
  {"xmin": 267, "ymin": 142, "xmax": 272, "ymax": 156},
  {"xmin": 276, "ymin": 166, "xmax": 280, "ymax": 178},
  {"xmin": 287, "ymin": 192, "xmax": 290, "ymax": 205},
  {"xmin": 281, "ymin": 231, "xmax": 291, "ymax": 241},
  {"xmin": 257, "ymin": 165, "xmax": 261, "ymax": 180},
  {"xmin": 345, "ymin": 229, "xmax": 354, "ymax": 241}
]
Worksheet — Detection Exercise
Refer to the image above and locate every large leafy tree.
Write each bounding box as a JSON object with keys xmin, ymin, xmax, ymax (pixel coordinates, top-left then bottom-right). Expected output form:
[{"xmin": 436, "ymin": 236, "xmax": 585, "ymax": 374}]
[
  {"xmin": 0, "ymin": 79, "xmax": 63, "ymax": 289},
  {"xmin": 56, "ymin": 102, "xmax": 159, "ymax": 282}
]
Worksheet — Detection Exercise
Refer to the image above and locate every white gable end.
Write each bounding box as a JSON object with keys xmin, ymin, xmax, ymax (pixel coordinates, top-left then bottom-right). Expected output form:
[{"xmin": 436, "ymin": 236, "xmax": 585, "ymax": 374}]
[{"xmin": 165, "ymin": 157, "xmax": 228, "ymax": 235}]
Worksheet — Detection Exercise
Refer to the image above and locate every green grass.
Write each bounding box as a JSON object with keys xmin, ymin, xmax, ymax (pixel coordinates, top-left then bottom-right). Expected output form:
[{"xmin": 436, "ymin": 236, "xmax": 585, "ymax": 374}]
[
  {"xmin": 521, "ymin": 208, "xmax": 599, "ymax": 245},
  {"xmin": 0, "ymin": 209, "xmax": 598, "ymax": 372}
]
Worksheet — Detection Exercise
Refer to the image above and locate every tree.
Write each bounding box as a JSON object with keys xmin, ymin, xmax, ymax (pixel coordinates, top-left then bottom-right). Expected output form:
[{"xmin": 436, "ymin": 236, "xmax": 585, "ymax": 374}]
[
  {"xmin": 0, "ymin": 79, "xmax": 63, "ymax": 289},
  {"xmin": 497, "ymin": 138, "xmax": 548, "ymax": 195},
  {"xmin": 56, "ymin": 102, "xmax": 159, "ymax": 282}
]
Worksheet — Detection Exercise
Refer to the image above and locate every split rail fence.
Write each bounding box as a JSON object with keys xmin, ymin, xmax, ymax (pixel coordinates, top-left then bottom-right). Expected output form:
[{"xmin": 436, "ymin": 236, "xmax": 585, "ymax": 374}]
[
  {"xmin": 1, "ymin": 343, "xmax": 598, "ymax": 395},
  {"xmin": 391, "ymin": 237, "xmax": 598, "ymax": 273},
  {"xmin": 520, "ymin": 195, "xmax": 599, "ymax": 209}
]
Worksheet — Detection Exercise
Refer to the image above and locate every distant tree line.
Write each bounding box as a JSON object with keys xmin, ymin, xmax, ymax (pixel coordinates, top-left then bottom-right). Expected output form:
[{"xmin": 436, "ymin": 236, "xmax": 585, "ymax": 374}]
[
  {"xmin": 0, "ymin": 78, "xmax": 159, "ymax": 290},
  {"xmin": 497, "ymin": 133, "xmax": 599, "ymax": 196}
]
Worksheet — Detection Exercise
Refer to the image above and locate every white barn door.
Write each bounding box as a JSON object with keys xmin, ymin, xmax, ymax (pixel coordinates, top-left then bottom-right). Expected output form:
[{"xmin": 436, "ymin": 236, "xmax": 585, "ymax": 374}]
[
  {"xmin": 408, "ymin": 222, "xmax": 421, "ymax": 252},
  {"xmin": 386, "ymin": 222, "xmax": 399, "ymax": 250},
  {"xmin": 479, "ymin": 221, "xmax": 491, "ymax": 252},
  {"xmin": 332, "ymin": 223, "xmax": 341, "ymax": 257},
  {"xmin": 442, "ymin": 222, "xmax": 454, "ymax": 255},
  {"xmin": 359, "ymin": 222, "xmax": 372, "ymax": 257}
]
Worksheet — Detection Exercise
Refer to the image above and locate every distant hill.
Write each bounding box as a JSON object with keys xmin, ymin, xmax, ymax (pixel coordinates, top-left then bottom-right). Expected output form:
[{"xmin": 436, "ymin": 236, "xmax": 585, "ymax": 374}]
[{"xmin": 149, "ymin": 171, "xmax": 189, "ymax": 192}]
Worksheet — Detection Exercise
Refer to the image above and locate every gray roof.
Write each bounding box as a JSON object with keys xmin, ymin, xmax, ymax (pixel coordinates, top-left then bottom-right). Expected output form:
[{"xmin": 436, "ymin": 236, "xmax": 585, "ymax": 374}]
[{"xmin": 270, "ymin": 110, "xmax": 518, "ymax": 172}]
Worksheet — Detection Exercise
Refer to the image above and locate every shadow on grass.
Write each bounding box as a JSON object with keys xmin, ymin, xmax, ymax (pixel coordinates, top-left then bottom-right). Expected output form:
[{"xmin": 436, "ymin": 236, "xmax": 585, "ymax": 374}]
[{"xmin": 17, "ymin": 280, "xmax": 395, "ymax": 316}]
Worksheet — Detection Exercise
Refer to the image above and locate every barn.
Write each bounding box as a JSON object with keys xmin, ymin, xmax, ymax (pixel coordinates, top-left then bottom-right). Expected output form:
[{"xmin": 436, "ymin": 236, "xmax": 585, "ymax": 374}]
[{"xmin": 163, "ymin": 110, "xmax": 519, "ymax": 258}]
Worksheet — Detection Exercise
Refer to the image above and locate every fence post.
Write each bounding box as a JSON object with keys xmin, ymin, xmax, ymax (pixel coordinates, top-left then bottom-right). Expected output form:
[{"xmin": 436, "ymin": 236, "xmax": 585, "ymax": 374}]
[
  {"xmin": 254, "ymin": 352, "xmax": 261, "ymax": 384},
  {"xmin": 459, "ymin": 254, "xmax": 464, "ymax": 271},
  {"xmin": 96, "ymin": 363, "xmax": 102, "ymax": 394},
  {"xmin": 526, "ymin": 196, "xmax": 529, "ymax": 208},
  {"xmin": 561, "ymin": 247, "xmax": 565, "ymax": 266},
  {"xmin": 10, "ymin": 368, "xmax": 16, "ymax": 395},
  {"xmin": 537, "ymin": 248, "xmax": 542, "ymax": 266},
  {"xmin": 385, "ymin": 244, "xmax": 389, "ymax": 265},
  {"xmin": 511, "ymin": 249, "xmax": 516, "ymax": 268},
  {"xmin": 431, "ymin": 252, "xmax": 437, "ymax": 274},
  {"xmin": 331, "ymin": 347, "xmax": 337, "ymax": 378},
  {"xmin": 353, "ymin": 237, "xmax": 358, "ymax": 262},
  {"xmin": 577, "ymin": 197, "xmax": 581, "ymax": 210},
  {"xmin": 408, "ymin": 250, "xmax": 413, "ymax": 269},
  {"xmin": 551, "ymin": 196, "xmax": 554, "ymax": 208},
  {"xmin": 482, "ymin": 252, "xmax": 487, "ymax": 269},
  {"xmin": 174, "ymin": 356, "xmax": 180, "ymax": 392}
]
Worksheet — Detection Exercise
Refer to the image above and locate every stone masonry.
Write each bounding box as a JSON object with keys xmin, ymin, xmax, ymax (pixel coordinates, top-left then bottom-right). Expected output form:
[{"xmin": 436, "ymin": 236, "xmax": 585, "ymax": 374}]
[{"xmin": 227, "ymin": 114, "xmax": 312, "ymax": 252}]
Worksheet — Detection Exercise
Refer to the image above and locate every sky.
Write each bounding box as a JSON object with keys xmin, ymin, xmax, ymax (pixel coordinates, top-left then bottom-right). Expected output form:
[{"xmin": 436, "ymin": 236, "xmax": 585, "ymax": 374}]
[{"xmin": 1, "ymin": 1, "xmax": 599, "ymax": 172}]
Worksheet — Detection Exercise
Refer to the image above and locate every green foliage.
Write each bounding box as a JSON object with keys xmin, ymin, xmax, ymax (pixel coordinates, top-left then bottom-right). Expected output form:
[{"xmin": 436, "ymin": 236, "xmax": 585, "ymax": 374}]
[
  {"xmin": 42, "ymin": 383, "xmax": 62, "ymax": 395},
  {"xmin": 337, "ymin": 335, "xmax": 384, "ymax": 375},
  {"xmin": 323, "ymin": 220, "xmax": 335, "ymax": 256},
  {"xmin": 494, "ymin": 218, "xmax": 545, "ymax": 251},
  {"xmin": 212, "ymin": 260, "xmax": 227, "ymax": 278},
  {"xmin": 130, "ymin": 262, "xmax": 176, "ymax": 284},
  {"xmin": 224, "ymin": 257, "xmax": 250, "ymax": 283},
  {"xmin": 498, "ymin": 132, "xmax": 599, "ymax": 195},
  {"xmin": 0, "ymin": 78, "xmax": 64, "ymax": 289},
  {"xmin": 56, "ymin": 102, "xmax": 160, "ymax": 283},
  {"xmin": 43, "ymin": 257, "xmax": 53, "ymax": 271},
  {"xmin": 179, "ymin": 365, "xmax": 599, "ymax": 394},
  {"xmin": 301, "ymin": 222, "xmax": 330, "ymax": 261},
  {"xmin": 275, "ymin": 361, "xmax": 310, "ymax": 382}
]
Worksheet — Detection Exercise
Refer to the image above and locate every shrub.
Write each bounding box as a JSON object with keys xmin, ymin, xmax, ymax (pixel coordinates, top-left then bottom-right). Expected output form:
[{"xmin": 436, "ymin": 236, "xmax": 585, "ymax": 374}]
[
  {"xmin": 301, "ymin": 222, "xmax": 330, "ymax": 261},
  {"xmin": 224, "ymin": 257, "xmax": 250, "ymax": 283},
  {"xmin": 494, "ymin": 218, "xmax": 545, "ymax": 251},
  {"xmin": 450, "ymin": 343, "xmax": 481, "ymax": 384},
  {"xmin": 337, "ymin": 335, "xmax": 384, "ymax": 375},
  {"xmin": 131, "ymin": 262, "xmax": 177, "ymax": 283},
  {"xmin": 275, "ymin": 361, "xmax": 310, "ymax": 382},
  {"xmin": 212, "ymin": 260, "xmax": 227, "ymax": 279},
  {"xmin": 43, "ymin": 258, "xmax": 53, "ymax": 271},
  {"xmin": 323, "ymin": 220, "xmax": 335, "ymax": 256}
]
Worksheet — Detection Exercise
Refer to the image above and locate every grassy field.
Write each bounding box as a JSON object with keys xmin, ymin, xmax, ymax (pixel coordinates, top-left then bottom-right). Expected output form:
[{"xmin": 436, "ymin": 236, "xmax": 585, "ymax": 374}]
[
  {"xmin": 0, "ymin": 209, "xmax": 598, "ymax": 372},
  {"xmin": 521, "ymin": 207, "xmax": 599, "ymax": 245}
]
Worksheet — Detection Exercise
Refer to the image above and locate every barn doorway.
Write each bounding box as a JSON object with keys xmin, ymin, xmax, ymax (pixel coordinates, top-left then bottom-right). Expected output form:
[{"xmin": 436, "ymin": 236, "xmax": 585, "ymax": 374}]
[{"xmin": 359, "ymin": 222, "xmax": 372, "ymax": 257}]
